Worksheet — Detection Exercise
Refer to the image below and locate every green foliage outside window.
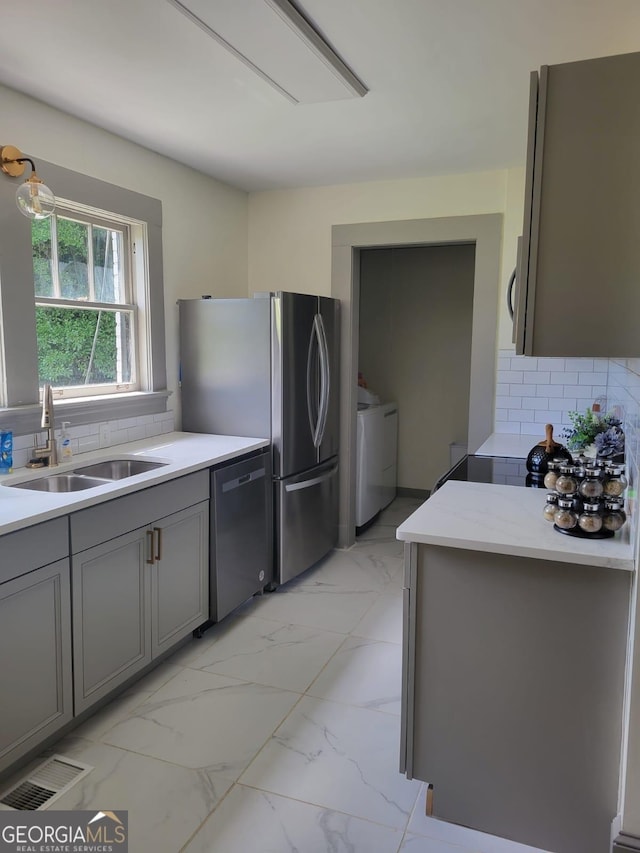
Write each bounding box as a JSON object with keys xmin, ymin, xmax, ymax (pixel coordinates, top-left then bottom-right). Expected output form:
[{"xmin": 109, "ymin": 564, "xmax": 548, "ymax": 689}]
[
  {"xmin": 32, "ymin": 216, "xmax": 131, "ymax": 388},
  {"xmin": 36, "ymin": 308, "xmax": 122, "ymax": 386}
]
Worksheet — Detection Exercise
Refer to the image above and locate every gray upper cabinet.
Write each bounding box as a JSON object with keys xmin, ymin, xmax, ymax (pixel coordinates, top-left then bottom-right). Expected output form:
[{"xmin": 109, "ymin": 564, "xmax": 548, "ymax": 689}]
[
  {"xmin": 515, "ymin": 51, "xmax": 640, "ymax": 356},
  {"xmin": 0, "ymin": 519, "xmax": 72, "ymax": 775}
]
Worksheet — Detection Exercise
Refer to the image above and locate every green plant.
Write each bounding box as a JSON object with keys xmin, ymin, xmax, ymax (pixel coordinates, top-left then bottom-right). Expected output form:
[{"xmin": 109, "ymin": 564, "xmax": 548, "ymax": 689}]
[{"xmin": 562, "ymin": 409, "xmax": 623, "ymax": 451}]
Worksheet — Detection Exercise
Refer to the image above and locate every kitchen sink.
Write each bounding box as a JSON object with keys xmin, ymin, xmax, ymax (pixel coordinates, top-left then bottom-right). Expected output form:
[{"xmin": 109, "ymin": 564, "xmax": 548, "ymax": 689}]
[
  {"xmin": 73, "ymin": 459, "xmax": 168, "ymax": 479},
  {"xmin": 10, "ymin": 474, "xmax": 111, "ymax": 492}
]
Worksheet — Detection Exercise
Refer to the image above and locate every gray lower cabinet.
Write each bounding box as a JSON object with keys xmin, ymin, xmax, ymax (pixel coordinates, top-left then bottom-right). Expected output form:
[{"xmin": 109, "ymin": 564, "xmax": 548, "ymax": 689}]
[
  {"xmin": 72, "ymin": 527, "xmax": 151, "ymax": 714},
  {"xmin": 401, "ymin": 542, "xmax": 630, "ymax": 853},
  {"xmin": 0, "ymin": 519, "xmax": 72, "ymax": 775},
  {"xmin": 71, "ymin": 472, "xmax": 209, "ymax": 715}
]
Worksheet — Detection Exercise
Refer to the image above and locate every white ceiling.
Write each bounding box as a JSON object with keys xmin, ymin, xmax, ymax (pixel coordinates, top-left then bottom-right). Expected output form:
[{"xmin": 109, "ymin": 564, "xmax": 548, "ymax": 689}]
[{"xmin": 1, "ymin": 0, "xmax": 639, "ymax": 192}]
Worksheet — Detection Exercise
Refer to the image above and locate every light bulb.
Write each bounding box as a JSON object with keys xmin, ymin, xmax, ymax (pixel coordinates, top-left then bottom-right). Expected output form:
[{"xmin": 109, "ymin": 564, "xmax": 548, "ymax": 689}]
[{"xmin": 15, "ymin": 174, "xmax": 55, "ymax": 220}]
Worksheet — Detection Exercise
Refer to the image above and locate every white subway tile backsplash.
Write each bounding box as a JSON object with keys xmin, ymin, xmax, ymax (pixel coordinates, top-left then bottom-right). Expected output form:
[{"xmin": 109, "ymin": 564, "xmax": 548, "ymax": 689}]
[
  {"xmin": 127, "ymin": 426, "xmax": 147, "ymax": 442},
  {"xmin": 508, "ymin": 385, "xmax": 532, "ymax": 397},
  {"xmin": 534, "ymin": 410, "xmax": 563, "ymax": 423},
  {"xmin": 520, "ymin": 397, "xmax": 550, "ymax": 410},
  {"xmin": 521, "ymin": 421, "xmax": 542, "ymax": 434},
  {"xmin": 545, "ymin": 359, "xmax": 566, "ymax": 372},
  {"xmin": 509, "ymin": 409, "xmax": 535, "ymax": 423},
  {"xmin": 518, "ymin": 358, "xmax": 540, "ymax": 371},
  {"xmin": 494, "ymin": 348, "xmax": 614, "ymax": 439},
  {"xmin": 562, "ymin": 385, "xmax": 585, "ymax": 398},
  {"xmin": 496, "ymin": 396, "xmax": 520, "ymax": 409},
  {"xmin": 578, "ymin": 372, "xmax": 605, "ymax": 385},
  {"xmin": 543, "ymin": 386, "xmax": 570, "ymax": 399},
  {"xmin": 497, "ymin": 370, "xmax": 524, "ymax": 383},
  {"xmin": 549, "ymin": 372, "xmax": 578, "ymax": 385},
  {"xmin": 565, "ymin": 358, "xmax": 594, "ymax": 373},
  {"xmin": 522, "ymin": 371, "xmax": 549, "ymax": 385}
]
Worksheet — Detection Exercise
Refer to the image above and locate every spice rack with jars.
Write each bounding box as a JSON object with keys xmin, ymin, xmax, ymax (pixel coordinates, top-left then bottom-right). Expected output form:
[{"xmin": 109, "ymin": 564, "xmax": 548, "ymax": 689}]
[{"xmin": 542, "ymin": 459, "xmax": 627, "ymax": 538}]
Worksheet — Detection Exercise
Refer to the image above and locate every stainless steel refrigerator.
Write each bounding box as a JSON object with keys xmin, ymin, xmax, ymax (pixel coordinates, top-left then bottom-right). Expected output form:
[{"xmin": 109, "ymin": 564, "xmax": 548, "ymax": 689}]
[{"xmin": 178, "ymin": 292, "xmax": 339, "ymax": 586}]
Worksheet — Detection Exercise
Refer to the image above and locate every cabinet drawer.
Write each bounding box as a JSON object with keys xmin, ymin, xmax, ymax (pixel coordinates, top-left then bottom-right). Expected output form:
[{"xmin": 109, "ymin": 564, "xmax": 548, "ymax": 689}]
[
  {"xmin": 0, "ymin": 518, "xmax": 69, "ymax": 585},
  {"xmin": 70, "ymin": 470, "xmax": 209, "ymax": 553}
]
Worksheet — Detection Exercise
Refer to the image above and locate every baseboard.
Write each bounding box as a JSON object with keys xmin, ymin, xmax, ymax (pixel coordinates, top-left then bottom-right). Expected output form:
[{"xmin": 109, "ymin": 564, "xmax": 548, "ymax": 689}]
[
  {"xmin": 613, "ymin": 832, "xmax": 640, "ymax": 852},
  {"xmin": 397, "ymin": 487, "xmax": 430, "ymax": 499}
]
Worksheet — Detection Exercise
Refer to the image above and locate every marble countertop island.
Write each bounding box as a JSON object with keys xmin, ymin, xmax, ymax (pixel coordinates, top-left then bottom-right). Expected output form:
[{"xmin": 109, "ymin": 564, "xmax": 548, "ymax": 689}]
[{"xmin": 397, "ymin": 479, "xmax": 634, "ymax": 571}]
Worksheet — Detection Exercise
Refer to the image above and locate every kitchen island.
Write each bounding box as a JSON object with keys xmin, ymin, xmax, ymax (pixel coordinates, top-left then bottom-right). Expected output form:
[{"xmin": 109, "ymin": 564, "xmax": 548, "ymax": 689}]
[{"xmin": 397, "ymin": 480, "xmax": 633, "ymax": 853}]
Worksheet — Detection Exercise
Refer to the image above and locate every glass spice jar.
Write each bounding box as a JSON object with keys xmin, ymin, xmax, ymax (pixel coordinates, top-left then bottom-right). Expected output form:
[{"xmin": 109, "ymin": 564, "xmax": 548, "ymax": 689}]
[
  {"xmin": 578, "ymin": 502, "xmax": 603, "ymax": 534},
  {"xmin": 602, "ymin": 499, "xmax": 627, "ymax": 532},
  {"xmin": 579, "ymin": 466, "xmax": 604, "ymax": 500},
  {"xmin": 603, "ymin": 465, "xmax": 628, "ymax": 498},
  {"xmin": 543, "ymin": 492, "xmax": 558, "ymax": 522},
  {"xmin": 554, "ymin": 497, "xmax": 578, "ymax": 530},
  {"xmin": 555, "ymin": 465, "xmax": 578, "ymax": 496},
  {"xmin": 543, "ymin": 460, "xmax": 561, "ymax": 490}
]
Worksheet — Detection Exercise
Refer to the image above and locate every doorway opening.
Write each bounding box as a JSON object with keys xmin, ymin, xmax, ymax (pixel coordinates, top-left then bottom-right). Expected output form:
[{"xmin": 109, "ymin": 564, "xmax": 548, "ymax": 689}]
[{"xmin": 331, "ymin": 214, "xmax": 502, "ymax": 548}]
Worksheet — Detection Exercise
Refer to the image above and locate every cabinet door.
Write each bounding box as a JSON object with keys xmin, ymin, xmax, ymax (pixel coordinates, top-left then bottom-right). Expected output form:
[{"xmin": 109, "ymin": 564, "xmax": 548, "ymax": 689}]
[
  {"xmin": 0, "ymin": 559, "xmax": 72, "ymax": 774},
  {"xmin": 151, "ymin": 501, "xmax": 209, "ymax": 658},
  {"xmin": 72, "ymin": 528, "xmax": 151, "ymax": 715},
  {"xmin": 517, "ymin": 52, "xmax": 640, "ymax": 356}
]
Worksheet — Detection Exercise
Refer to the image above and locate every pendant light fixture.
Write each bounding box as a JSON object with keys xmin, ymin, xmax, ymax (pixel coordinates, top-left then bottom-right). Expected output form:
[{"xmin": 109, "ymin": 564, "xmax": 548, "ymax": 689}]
[{"xmin": 0, "ymin": 144, "xmax": 55, "ymax": 220}]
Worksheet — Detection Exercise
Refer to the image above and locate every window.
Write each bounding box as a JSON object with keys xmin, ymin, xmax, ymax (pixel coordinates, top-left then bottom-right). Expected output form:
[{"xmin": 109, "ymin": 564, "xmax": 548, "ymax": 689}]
[
  {"xmin": 0, "ymin": 157, "xmax": 168, "ymax": 434},
  {"xmin": 32, "ymin": 206, "xmax": 139, "ymax": 397}
]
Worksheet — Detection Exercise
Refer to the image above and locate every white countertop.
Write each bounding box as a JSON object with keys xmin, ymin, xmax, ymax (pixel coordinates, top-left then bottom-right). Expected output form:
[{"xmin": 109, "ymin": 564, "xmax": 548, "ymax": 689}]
[
  {"xmin": 397, "ymin": 480, "xmax": 634, "ymax": 571},
  {"xmin": 0, "ymin": 432, "xmax": 269, "ymax": 537},
  {"xmin": 474, "ymin": 433, "xmax": 547, "ymax": 459}
]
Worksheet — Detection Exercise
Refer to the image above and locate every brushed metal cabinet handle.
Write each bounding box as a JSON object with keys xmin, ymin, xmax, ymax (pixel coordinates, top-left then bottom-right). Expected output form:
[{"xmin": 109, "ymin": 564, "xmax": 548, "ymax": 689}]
[
  {"xmin": 146, "ymin": 529, "xmax": 155, "ymax": 565},
  {"xmin": 154, "ymin": 527, "xmax": 162, "ymax": 562}
]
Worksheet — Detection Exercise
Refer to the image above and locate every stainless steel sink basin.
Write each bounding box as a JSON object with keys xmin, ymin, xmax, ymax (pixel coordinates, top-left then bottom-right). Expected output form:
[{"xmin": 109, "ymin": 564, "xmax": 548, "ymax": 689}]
[
  {"xmin": 10, "ymin": 474, "xmax": 111, "ymax": 492},
  {"xmin": 73, "ymin": 459, "xmax": 168, "ymax": 479}
]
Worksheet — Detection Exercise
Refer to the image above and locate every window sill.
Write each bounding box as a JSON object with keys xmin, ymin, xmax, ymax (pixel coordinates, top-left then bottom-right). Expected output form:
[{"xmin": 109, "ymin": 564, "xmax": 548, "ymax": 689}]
[{"xmin": 0, "ymin": 391, "xmax": 171, "ymax": 437}]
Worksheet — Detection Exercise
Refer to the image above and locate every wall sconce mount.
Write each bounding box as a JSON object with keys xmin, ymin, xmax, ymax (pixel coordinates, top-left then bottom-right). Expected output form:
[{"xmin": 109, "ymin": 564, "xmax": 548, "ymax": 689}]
[{"xmin": 0, "ymin": 144, "xmax": 55, "ymax": 220}]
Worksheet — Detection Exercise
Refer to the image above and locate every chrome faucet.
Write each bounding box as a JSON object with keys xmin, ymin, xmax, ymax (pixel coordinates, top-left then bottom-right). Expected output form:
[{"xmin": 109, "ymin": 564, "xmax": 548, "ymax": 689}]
[{"xmin": 34, "ymin": 383, "xmax": 58, "ymax": 467}]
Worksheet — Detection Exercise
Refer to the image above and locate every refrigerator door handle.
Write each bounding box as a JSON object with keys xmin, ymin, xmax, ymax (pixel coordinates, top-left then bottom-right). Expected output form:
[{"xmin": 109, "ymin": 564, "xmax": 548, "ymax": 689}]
[
  {"xmin": 285, "ymin": 465, "xmax": 337, "ymax": 492},
  {"xmin": 306, "ymin": 318, "xmax": 320, "ymax": 444},
  {"xmin": 315, "ymin": 313, "xmax": 330, "ymax": 448}
]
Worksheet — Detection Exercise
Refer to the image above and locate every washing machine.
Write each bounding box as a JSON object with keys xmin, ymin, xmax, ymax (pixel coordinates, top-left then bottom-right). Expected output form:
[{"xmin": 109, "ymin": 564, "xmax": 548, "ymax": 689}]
[{"xmin": 356, "ymin": 402, "xmax": 398, "ymax": 528}]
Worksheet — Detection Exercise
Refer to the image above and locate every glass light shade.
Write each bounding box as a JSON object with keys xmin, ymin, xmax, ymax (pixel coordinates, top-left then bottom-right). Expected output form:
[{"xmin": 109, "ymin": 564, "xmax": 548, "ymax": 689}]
[{"xmin": 15, "ymin": 177, "xmax": 55, "ymax": 220}]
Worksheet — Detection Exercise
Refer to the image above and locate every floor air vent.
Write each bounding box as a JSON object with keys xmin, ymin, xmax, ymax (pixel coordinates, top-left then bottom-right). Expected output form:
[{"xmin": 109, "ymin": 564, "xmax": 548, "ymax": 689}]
[{"xmin": 0, "ymin": 755, "xmax": 92, "ymax": 810}]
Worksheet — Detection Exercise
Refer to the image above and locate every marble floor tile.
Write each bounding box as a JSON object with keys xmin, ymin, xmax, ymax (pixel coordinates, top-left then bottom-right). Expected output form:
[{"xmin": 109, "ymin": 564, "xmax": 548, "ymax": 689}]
[
  {"xmin": 182, "ymin": 784, "xmax": 404, "ymax": 853},
  {"xmin": 249, "ymin": 578, "xmax": 380, "ymax": 634},
  {"xmin": 46, "ymin": 736, "xmax": 234, "ymax": 853},
  {"xmin": 352, "ymin": 590, "xmax": 404, "ymax": 644},
  {"xmin": 71, "ymin": 686, "xmax": 153, "ymax": 742},
  {"xmin": 239, "ymin": 695, "xmax": 421, "ymax": 830},
  {"xmin": 306, "ymin": 544, "xmax": 403, "ymax": 592},
  {"xmin": 102, "ymin": 667, "xmax": 300, "ymax": 775},
  {"xmin": 400, "ymin": 834, "xmax": 481, "ymax": 852},
  {"xmin": 307, "ymin": 635, "xmax": 402, "ymax": 714},
  {"xmin": 185, "ymin": 614, "xmax": 345, "ymax": 692},
  {"xmin": 353, "ymin": 536, "xmax": 406, "ymax": 563}
]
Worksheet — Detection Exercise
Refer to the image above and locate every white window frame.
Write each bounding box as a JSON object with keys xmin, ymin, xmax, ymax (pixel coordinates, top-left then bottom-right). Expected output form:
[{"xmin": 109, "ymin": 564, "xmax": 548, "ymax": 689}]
[{"xmin": 0, "ymin": 158, "xmax": 169, "ymax": 437}]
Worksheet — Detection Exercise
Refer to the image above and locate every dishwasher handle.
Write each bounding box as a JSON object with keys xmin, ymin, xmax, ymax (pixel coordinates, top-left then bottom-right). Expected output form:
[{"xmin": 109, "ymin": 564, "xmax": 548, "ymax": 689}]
[{"xmin": 221, "ymin": 466, "xmax": 266, "ymax": 493}]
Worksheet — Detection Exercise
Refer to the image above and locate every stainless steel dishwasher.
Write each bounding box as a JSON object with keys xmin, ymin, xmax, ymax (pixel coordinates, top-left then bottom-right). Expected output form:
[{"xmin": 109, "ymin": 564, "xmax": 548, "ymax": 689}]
[{"xmin": 210, "ymin": 448, "xmax": 273, "ymax": 622}]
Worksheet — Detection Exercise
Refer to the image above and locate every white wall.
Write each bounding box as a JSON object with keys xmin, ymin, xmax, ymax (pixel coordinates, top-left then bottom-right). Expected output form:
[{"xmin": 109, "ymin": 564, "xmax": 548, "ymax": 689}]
[
  {"xmin": 248, "ymin": 170, "xmax": 509, "ymax": 297},
  {"xmin": 0, "ymin": 83, "xmax": 249, "ymax": 428}
]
